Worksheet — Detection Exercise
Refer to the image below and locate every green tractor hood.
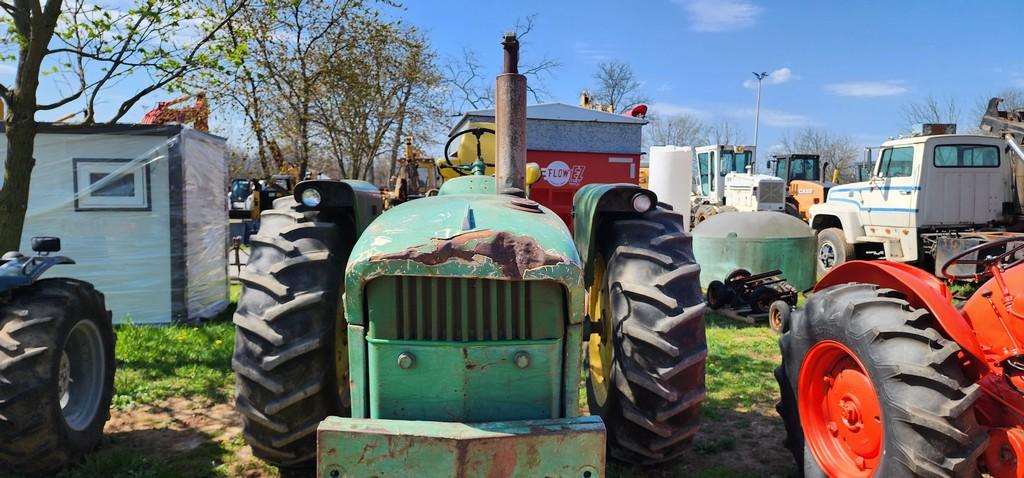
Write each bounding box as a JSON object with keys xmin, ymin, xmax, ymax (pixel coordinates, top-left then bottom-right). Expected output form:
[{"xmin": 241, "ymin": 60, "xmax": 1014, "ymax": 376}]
[{"xmin": 343, "ymin": 193, "xmax": 585, "ymax": 326}]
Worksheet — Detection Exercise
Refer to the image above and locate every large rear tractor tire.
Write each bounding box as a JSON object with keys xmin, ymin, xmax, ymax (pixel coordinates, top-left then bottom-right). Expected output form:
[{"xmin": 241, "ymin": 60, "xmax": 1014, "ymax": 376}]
[
  {"xmin": 585, "ymin": 207, "xmax": 708, "ymax": 465},
  {"xmin": 0, "ymin": 279, "xmax": 114, "ymax": 476},
  {"xmin": 776, "ymin": 283, "xmax": 987, "ymax": 477},
  {"xmin": 233, "ymin": 198, "xmax": 351, "ymax": 473}
]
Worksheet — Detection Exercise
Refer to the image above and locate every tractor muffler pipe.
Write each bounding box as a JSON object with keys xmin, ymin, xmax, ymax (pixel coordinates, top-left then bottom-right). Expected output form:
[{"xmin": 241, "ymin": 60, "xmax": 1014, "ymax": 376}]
[{"xmin": 495, "ymin": 32, "xmax": 527, "ymax": 194}]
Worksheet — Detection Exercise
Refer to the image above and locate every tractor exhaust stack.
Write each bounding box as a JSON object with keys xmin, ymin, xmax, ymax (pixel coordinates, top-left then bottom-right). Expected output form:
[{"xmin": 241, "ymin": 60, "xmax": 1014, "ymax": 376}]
[{"xmin": 495, "ymin": 32, "xmax": 527, "ymax": 194}]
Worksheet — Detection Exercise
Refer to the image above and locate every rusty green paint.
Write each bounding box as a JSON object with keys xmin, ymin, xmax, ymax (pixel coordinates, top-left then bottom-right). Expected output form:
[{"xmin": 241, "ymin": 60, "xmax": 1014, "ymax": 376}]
[
  {"xmin": 347, "ymin": 324, "xmax": 369, "ymax": 418},
  {"xmin": 572, "ymin": 183, "xmax": 658, "ymax": 284},
  {"xmin": 367, "ymin": 338, "xmax": 562, "ymax": 421},
  {"xmin": 334, "ymin": 187, "xmax": 591, "ymax": 472},
  {"xmin": 317, "ymin": 416, "xmax": 605, "ymax": 478}
]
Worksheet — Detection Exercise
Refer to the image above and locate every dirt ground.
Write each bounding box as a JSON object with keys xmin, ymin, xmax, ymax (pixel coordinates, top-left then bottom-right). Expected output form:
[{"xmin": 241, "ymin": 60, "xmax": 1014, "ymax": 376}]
[{"xmin": 99, "ymin": 396, "xmax": 795, "ymax": 478}]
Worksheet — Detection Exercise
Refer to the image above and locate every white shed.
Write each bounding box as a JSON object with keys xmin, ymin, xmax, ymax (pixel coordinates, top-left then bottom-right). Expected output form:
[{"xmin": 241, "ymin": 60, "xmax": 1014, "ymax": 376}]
[{"xmin": 0, "ymin": 124, "xmax": 229, "ymax": 324}]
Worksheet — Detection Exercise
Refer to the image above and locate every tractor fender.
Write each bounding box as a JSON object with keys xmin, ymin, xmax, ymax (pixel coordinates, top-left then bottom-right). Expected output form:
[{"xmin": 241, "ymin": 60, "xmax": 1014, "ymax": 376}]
[
  {"xmin": 572, "ymin": 183, "xmax": 658, "ymax": 284},
  {"xmin": 292, "ymin": 179, "xmax": 383, "ymax": 239},
  {"xmin": 0, "ymin": 255, "xmax": 75, "ymax": 293},
  {"xmin": 815, "ymin": 260, "xmax": 987, "ymax": 370}
]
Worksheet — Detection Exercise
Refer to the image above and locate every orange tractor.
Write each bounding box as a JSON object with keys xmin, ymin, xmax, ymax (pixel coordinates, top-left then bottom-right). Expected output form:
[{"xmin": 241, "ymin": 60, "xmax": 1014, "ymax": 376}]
[
  {"xmin": 778, "ymin": 97, "xmax": 1024, "ymax": 477},
  {"xmin": 777, "ymin": 243, "xmax": 1024, "ymax": 477}
]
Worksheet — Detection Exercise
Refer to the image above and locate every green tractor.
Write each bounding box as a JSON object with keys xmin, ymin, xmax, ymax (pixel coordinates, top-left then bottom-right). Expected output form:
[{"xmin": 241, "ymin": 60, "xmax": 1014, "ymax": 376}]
[{"xmin": 232, "ymin": 33, "xmax": 707, "ymax": 476}]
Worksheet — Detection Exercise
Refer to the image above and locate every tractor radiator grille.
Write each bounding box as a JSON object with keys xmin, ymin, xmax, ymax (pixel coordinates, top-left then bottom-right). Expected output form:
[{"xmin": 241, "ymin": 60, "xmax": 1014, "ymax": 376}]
[
  {"xmin": 758, "ymin": 180, "xmax": 786, "ymax": 204},
  {"xmin": 365, "ymin": 276, "xmax": 565, "ymax": 341}
]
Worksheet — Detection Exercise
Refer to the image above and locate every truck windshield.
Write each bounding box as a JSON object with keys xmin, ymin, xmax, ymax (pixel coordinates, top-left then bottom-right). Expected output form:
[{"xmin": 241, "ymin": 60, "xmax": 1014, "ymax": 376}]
[
  {"xmin": 788, "ymin": 158, "xmax": 821, "ymax": 181},
  {"xmin": 721, "ymin": 151, "xmax": 750, "ymax": 174}
]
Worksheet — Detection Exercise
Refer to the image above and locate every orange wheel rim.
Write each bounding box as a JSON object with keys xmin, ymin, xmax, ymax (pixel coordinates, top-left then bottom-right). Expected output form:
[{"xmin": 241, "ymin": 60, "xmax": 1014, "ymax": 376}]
[{"xmin": 798, "ymin": 340, "xmax": 883, "ymax": 477}]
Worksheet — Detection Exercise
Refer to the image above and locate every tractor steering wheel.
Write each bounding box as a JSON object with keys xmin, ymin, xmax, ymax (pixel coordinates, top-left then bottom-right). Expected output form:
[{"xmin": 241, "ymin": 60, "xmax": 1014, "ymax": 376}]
[
  {"xmin": 443, "ymin": 127, "xmax": 496, "ymax": 176},
  {"xmin": 940, "ymin": 236, "xmax": 1024, "ymax": 281}
]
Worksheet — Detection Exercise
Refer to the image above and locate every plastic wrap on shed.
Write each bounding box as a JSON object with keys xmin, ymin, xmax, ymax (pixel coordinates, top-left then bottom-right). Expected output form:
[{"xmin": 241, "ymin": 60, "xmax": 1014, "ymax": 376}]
[
  {"xmin": 692, "ymin": 211, "xmax": 816, "ymax": 290},
  {"xmin": 0, "ymin": 125, "xmax": 228, "ymax": 324}
]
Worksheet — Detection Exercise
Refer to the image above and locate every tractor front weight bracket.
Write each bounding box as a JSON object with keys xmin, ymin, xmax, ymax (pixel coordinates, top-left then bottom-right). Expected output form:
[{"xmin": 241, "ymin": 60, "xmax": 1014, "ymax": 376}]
[{"xmin": 317, "ymin": 416, "xmax": 606, "ymax": 477}]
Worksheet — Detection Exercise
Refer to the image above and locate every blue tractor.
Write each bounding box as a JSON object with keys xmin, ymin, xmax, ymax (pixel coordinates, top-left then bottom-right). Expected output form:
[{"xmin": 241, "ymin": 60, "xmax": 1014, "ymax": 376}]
[{"xmin": 0, "ymin": 237, "xmax": 115, "ymax": 476}]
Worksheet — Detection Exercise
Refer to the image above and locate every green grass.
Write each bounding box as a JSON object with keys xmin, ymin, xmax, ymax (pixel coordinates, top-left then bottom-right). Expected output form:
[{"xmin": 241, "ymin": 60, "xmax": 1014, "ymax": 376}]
[
  {"xmin": 111, "ymin": 284, "xmax": 239, "ymax": 409},
  {"xmin": 703, "ymin": 313, "xmax": 780, "ymax": 413}
]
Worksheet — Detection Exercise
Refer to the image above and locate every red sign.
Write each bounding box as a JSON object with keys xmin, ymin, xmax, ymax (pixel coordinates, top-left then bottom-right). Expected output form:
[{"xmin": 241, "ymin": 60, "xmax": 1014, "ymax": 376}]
[{"xmin": 527, "ymin": 150, "xmax": 641, "ymax": 231}]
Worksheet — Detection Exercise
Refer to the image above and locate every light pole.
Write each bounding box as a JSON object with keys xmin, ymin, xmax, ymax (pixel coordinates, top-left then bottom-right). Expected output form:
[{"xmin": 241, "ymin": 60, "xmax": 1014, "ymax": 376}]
[{"xmin": 752, "ymin": 71, "xmax": 768, "ymax": 174}]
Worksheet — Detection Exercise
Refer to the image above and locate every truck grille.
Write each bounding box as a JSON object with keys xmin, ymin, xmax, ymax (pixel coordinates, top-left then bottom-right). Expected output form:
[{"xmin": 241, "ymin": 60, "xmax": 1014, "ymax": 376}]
[
  {"xmin": 365, "ymin": 276, "xmax": 564, "ymax": 341},
  {"xmin": 758, "ymin": 180, "xmax": 786, "ymax": 204}
]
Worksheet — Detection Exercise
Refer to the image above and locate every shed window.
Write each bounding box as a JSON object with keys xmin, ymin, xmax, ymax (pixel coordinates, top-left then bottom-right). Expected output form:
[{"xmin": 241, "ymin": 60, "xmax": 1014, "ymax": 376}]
[{"xmin": 74, "ymin": 158, "xmax": 151, "ymax": 211}]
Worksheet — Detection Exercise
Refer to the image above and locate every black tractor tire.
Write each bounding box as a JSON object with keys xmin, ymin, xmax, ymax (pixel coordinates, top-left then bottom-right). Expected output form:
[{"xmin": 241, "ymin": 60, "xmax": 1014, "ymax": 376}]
[
  {"xmin": 705, "ymin": 280, "xmax": 731, "ymax": 309},
  {"xmin": 0, "ymin": 278, "xmax": 114, "ymax": 476},
  {"xmin": 693, "ymin": 204, "xmax": 717, "ymax": 226},
  {"xmin": 585, "ymin": 207, "xmax": 708, "ymax": 465},
  {"xmin": 767, "ymin": 300, "xmax": 790, "ymax": 334},
  {"xmin": 785, "ymin": 202, "xmax": 801, "ymax": 219},
  {"xmin": 725, "ymin": 268, "xmax": 751, "ymax": 283},
  {"xmin": 776, "ymin": 283, "xmax": 987, "ymax": 477},
  {"xmin": 233, "ymin": 197, "xmax": 352, "ymax": 472},
  {"xmin": 748, "ymin": 285, "xmax": 776, "ymax": 314},
  {"xmin": 816, "ymin": 227, "xmax": 853, "ymax": 277}
]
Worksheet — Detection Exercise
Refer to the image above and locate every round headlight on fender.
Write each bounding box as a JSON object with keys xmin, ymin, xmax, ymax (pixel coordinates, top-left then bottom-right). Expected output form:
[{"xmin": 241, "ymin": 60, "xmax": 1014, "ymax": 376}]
[
  {"xmin": 301, "ymin": 188, "xmax": 322, "ymax": 207},
  {"xmin": 631, "ymin": 193, "xmax": 653, "ymax": 213}
]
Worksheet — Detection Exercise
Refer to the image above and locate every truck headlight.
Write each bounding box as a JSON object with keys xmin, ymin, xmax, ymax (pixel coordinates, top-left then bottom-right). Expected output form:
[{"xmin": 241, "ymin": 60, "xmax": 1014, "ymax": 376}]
[
  {"xmin": 631, "ymin": 193, "xmax": 653, "ymax": 213},
  {"xmin": 301, "ymin": 188, "xmax": 322, "ymax": 207}
]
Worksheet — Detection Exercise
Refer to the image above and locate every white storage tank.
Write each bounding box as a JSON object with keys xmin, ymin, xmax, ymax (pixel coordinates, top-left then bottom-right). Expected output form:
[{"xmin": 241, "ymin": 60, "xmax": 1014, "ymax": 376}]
[{"xmin": 648, "ymin": 145, "xmax": 694, "ymax": 229}]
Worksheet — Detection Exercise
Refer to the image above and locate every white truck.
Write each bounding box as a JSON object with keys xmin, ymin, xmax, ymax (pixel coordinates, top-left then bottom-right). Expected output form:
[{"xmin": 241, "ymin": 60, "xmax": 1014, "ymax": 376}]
[
  {"xmin": 691, "ymin": 144, "xmax": 786, "ymax": 224},
  {"xmin": 809, "ymin": 120, "xmax": 1024, "ymax": 276}
]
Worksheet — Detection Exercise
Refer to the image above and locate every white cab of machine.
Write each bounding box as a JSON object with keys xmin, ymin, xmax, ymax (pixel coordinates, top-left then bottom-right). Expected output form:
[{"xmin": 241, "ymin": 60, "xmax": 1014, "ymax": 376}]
[
  {"xmin": 810, "ymin": 130, "xmax": 1015, "ymax": 263},
  {"xmin": 723, "ymin": 172, "xmax": 786, "ymax": 213},
  {"xmin": 690, "ymin": 144, "xmax": 785, "ymax": 213}
]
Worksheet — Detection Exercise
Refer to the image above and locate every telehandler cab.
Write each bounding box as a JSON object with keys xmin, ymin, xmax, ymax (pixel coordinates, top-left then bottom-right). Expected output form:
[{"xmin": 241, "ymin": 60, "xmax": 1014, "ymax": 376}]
[{"xmin": 232, "ymin": 33, "xmax": 707, "ymax": 476}]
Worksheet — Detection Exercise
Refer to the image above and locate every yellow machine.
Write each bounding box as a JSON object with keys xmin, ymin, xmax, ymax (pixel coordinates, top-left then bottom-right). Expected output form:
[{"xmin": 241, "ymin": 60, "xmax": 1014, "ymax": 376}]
[{"xmin": 769, "ymin": 154, "xmax": 836, "ymax": 220}]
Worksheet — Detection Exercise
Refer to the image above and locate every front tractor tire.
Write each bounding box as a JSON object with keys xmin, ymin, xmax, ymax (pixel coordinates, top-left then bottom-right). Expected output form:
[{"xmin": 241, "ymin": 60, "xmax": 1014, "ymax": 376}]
[
  {"xmin": 232, "ymin": 198, "xmax": 351, "ymax": 472},
  {"xmin": 586, "ymin": 208, "xmax": 708, "ymax": 465},
  {"xmin": 0, "ymin": 279, "xmax": 115, "ymax": 476},
  {"xmin": 776, "ymin": 284, "xmax": 987, "ymax": 477}
]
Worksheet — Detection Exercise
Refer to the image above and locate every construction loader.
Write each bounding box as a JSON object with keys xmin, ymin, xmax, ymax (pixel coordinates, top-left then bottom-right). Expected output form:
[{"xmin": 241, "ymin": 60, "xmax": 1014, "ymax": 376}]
[{"xmin": 232, "ymin": 33, "xmax": 707, "ymax": 476}]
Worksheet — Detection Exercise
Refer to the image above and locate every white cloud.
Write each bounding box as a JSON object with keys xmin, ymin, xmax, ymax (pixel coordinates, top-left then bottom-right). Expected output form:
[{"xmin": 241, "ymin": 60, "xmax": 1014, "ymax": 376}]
[
  {"xmin": 649, "ymin": 102, "xmax": 706, "ymax": 118},
  {"xmin": 677, "ymin": 0, "xmax": 762, "ymax": 32},
  {"xmin": 743, "ymin": 67, "xmax": 798, "ymax": 88},
  {"xmin": 727, "ymin": 107, "xmax": 813, "ymax": 128},
  {"xmin": 573, "ymin": 41, "xmax": 614, "ymax": 63},
  {"xmin": 826, "ymin": 80, "xmax": 908, "ymax": 97}
]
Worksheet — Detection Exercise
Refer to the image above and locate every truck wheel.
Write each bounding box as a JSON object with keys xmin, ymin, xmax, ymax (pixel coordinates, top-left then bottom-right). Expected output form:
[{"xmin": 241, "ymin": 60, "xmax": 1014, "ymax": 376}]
[
  {"xmin": 705, "ymin": 280, "xmax": 731, "ymax": 309},
  {"xmin": 0, "ymin": 278, "xmax": 114, "ymax": 476},
  {"xmin": 776, "ymin": 284, "xmax": 987, "ymax": 477},
  {"xmin": 233, "ymin": 198, "xmax": 351, "ymax": 471},
  {"xmin": 767, "ymin": 300, "xmax": 790, "ymax": 333},
  {"xmin": 585, "ymin": 208, "xmax": 707, "ymax": 465},
  {"xmin": 816, "ymin": 227, "xmax": 852, "ymax": 276}
]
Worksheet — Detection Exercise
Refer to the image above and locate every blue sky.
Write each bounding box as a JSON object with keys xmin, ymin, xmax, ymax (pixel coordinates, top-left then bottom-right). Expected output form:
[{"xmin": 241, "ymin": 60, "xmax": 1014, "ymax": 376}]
[{"xmin": 403, "ymin": 0, "xmax": 1024, "ymax": 156}]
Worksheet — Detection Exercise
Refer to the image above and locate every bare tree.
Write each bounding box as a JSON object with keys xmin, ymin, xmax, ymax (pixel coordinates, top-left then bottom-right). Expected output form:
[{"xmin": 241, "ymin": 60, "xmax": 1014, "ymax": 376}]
[
  {"xmin": 780, "ymin": 127, "xmax": 860, "ymax": 181},
  {"xmin": 644, "ymin": 113, "xmax": 707, "ymax": 148},
  {"xmin": 0, "ymin": 0, "xmax": 244, "ymax": 252},
  {"xmin": 707, "ymin": 120, "xmax": 742, "ymax": 145},
  {"xmin": 592, "ymin": 60, "xmax": 648, "ymax": 113},
  {"xmin": 901, "ymin": 94, "xmax": 961, "ymax": 130},
  {"xmin": 443, "ymin": 14, "xmax": 559, "ymax": 113}
]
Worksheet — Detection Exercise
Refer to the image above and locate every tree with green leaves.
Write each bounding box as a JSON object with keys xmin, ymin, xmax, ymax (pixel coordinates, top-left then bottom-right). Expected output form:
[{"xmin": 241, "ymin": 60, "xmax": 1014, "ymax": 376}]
[{"xmin": 0, "ymin": 0, "xmax": 245, "ymax": 252}]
